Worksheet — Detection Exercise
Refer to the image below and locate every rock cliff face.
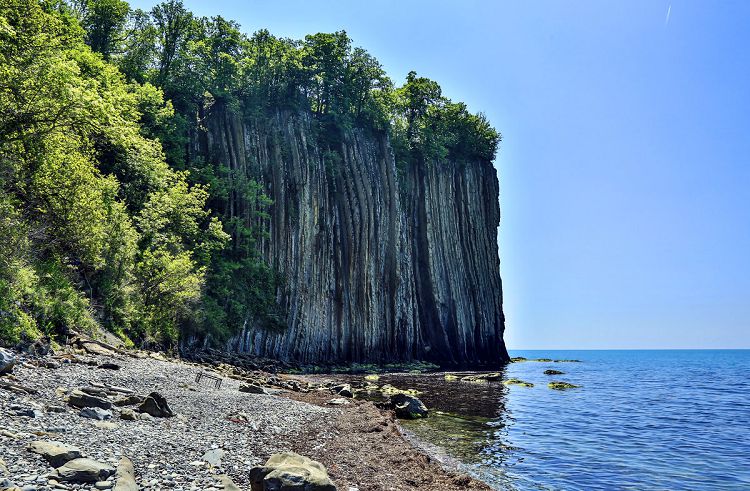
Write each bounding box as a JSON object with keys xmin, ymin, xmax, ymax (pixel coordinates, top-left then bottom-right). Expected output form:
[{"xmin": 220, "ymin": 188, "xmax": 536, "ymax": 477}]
[{"xmin": 195, "ymin": 105, "xmax": 509, "ymax": 367}]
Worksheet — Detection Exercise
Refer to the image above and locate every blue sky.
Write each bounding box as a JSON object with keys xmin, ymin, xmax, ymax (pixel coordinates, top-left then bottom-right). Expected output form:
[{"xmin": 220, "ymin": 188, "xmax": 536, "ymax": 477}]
[{"xmin": 130, "ymin": 0, "xmax": 750, "ymax": 349}]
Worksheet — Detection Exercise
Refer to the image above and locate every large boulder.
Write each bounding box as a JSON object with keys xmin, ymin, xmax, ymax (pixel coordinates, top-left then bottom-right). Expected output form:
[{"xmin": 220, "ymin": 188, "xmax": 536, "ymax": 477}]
[
  {"xmin": 249, "ymin": 452, "xmax": 336, "ymax": 491},
  {"xmin": 0, "ymin": 349, "xmax": 16, "ymax": 375},
  {"xmin": 389, "ymin": 393, "xmax": 428, "ymax": 419},
  {"xmin": 137, "ymin": 392, "xmax": 174, "ymax": 417},
  {"xmin": 52, "ymin": 458, "xmax": 115, "ymax": 483},
  {"xmin": 67, "ymin": 389, "xmax": 112, "ymax": 410},
  {"xmin": 28, "ymin": 441, "xmax": 82, "ymax": 467}
]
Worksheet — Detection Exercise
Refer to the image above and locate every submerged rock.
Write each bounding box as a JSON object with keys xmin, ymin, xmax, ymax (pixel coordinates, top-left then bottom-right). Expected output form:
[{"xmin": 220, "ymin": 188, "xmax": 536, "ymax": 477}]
[
  {"xmin": 379, "ymin": 384, "xmax": 420, "ymax": 396},
  {"xmin": 503, "ymin": 379, "xmax": 534, "ymax": 388},
  {"xmin": 548, "ymin": 381, "xmax": 580, "ymax": 390},
  {"xmin": 461, "ymin": 372, "xmax": 503, "ymax": 383},
  {"xmin": 389, "ymin": 393, "xmax": 428, "ymax": 419},
  {"xmin": 249, "ymin": 452, "xmax": 336, "ymax": 491},
  {"xmin": 544, "ymin": 369, "xmax": 564, "ymax": 375}
]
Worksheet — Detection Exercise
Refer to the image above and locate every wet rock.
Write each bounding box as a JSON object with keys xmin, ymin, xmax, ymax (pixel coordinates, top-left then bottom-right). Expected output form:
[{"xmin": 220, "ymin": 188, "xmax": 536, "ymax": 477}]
[
  {"xmin": 28, "ymin": 441, "xmax": 82, "ymax": 467},
  {"xmin": 443, "ymin": 374, "xmax": 459, "ymax": 381},
  {"xmin": 239, "ymin": 383, "xmax": 267, "ymax": 395},
  {"xmin": 389, "ymin": 393, "xmax": 428, "ymax": 419},
  {"xmin": 67, "ymin": 390, "xmax": 112, "ymax": 410},
  {"xmin": 544, "ymin": 369, "xmax": 564, "ymax": 375},
  {"xmin": 137, "ymin": 392, "xmax": 173, "ymax": 417},
  {"xmin": 112, "ymin": 457, "xmax": 137, "ymax": 491},
  {"xmin": 80, "ymin": 407, "xmax": 113, "ymax": 420},
  {"xmin": 249, "ymin": 452, "xmax": 336, "ymax": 491},
  {"xmin": 548, "ymin": 381, "xmax": 580, "ymax": 390},
  {"xmin": 503, "ymin": 379, "xmax": 534, "ymax": 388},
  {"xmin": 331, "ymin": 383, "xmax": 353, "ymax": 398},
  {"xmin": 52, "ymin": 458, "xmax": 115, "ymax": 483},
  {"xmin": 97, "ymin": 363, "xmax": 120, "ymax": 370},
  {"xmin": 461, "ymin": 372, "xmax": 502, "ymax": 383},
  {"xmin": 0, "ymin": 348, "xmax": 16, "ymax": 375}
]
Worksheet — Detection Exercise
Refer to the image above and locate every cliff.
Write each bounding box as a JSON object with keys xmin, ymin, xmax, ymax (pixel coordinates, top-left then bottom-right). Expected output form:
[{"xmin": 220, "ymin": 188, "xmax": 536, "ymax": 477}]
[{"xmin": 196, "ymin": 105, "xmax": 509, "ymax": 367}]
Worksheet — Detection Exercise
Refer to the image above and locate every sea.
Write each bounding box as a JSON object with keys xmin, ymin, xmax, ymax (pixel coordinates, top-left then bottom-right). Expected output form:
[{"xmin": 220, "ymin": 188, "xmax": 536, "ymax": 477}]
[{"xmin": 377, "ymin": 350, "xmax": 750, "ymax": 490}]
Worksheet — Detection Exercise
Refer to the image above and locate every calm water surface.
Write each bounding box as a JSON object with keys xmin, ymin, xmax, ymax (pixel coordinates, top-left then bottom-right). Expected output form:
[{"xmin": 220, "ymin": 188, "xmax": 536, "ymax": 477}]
[{"xmin": 373, "ymin": 350, "xmax": 750, "ymax": 490}]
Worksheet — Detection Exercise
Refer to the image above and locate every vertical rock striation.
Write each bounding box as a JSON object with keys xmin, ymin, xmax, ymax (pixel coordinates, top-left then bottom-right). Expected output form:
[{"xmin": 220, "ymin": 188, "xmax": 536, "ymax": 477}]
[{"xmin": 197, "ymin": 105, "xmax": 508, "ymax": 367}]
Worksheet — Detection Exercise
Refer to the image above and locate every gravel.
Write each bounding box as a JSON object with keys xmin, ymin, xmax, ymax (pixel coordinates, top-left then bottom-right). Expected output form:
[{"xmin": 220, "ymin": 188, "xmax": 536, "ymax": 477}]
[{"xmin": 0, "ymin": 350, "xmax": 330, "ymax": 490}]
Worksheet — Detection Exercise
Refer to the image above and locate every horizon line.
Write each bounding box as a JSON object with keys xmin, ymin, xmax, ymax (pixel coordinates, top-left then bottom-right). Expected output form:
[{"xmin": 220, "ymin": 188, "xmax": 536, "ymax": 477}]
[{"xmin": 506, "ymin": 347, "xmax": 750, "ymax": 351}]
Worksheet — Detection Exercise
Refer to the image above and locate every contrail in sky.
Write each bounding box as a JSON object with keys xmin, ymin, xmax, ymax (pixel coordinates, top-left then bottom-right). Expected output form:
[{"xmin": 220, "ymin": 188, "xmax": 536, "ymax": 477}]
[{"xmin": 666, "ymin": 4, "xmax": 672, "ymax": 24}]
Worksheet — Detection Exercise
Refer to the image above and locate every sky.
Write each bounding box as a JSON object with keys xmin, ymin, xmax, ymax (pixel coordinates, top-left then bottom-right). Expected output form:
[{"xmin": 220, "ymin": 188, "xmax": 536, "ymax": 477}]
[{"xmin": 130, "ymin": 0, "xmax": 750, "ymax": 349}]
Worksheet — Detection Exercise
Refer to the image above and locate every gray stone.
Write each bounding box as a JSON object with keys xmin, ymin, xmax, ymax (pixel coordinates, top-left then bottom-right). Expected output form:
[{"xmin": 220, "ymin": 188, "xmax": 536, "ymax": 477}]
[
  {"xmin": 67, "ymin": 390, "xmax": 112, "ymax": 410},
  {"xmin": 217, "ymin": 474, "xmax": 241, "ymax": 491},
  {"xmin": 239, "ymin": 383, "xmax": 267, "ymax": 395},
  {"xmin": 112, "ymin": 457, "xmax": 137, "ymax": 491},
  {"xmin": 113, "ymin": 395, "xmax": 144, "ymax": 407},
  {"xmin": 79, "ymin": 407, "xmax": 112, "ymax": 420},
  {"xmin": 119, "ymin": 408, "xmax": 137, "ymax": 421},
  {"xmin": 0, "ymin": 348, "xmax": 16, "ymax": 374},
  {"xmin": 331, "ymin": 384, "xmax": 353, "ymax": 398},
  {"xmin": 52, "ymin": 458, "xmax": 115, "ymax": 483},
  {"xmin": 28, "ymin": 441, "xmax": 82, "ymax": 467},
  {"xmin": 201, "ymin": 449, "xmax": 224, "ymax": 467},
  {"xmin": 249, "ymin": 452, "xmax": 336, "ymax": 491}
]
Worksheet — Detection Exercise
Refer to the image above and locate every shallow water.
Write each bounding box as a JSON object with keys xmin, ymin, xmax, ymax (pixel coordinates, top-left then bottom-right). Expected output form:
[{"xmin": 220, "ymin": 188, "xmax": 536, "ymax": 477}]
[{"xmin": 367, "ymin": 350, "xmax": 750, "ymax": 490}]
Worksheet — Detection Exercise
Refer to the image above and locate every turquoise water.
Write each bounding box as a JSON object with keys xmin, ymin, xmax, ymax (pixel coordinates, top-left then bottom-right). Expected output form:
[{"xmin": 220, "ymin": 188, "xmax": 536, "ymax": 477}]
[{"xmin": 397, "ymin": 350, "xmax": 750, "ymax": 490}]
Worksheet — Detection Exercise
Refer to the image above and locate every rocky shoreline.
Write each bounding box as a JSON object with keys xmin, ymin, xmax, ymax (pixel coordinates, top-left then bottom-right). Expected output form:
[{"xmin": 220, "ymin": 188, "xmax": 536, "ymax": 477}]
[{"xmin": 0, "ymin": 343, "xmax": 492, "ymax": 490}]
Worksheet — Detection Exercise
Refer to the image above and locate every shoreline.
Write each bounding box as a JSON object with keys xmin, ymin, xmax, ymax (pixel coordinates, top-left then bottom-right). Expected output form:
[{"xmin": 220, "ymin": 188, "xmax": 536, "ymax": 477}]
[{"xmin": 0, "ymin": 345, "xmax": 493, "ymax": 490}]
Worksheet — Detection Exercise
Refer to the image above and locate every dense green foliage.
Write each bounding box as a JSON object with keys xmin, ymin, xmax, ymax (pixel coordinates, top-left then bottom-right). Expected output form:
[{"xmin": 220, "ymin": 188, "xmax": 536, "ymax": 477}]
[{"xmin": 0, "ymin": 0, "xmax": 500, "ymax": 348}]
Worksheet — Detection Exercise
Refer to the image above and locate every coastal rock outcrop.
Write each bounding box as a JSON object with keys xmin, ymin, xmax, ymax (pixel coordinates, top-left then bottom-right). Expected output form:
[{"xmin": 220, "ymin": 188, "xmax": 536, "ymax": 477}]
[
  {"xmin": 249, "ymin": 452, "xmax": 336, "ymax": 491},
  {"xmin": 198, "ymin": 107, "xmax": 509, "ymax": 368}
]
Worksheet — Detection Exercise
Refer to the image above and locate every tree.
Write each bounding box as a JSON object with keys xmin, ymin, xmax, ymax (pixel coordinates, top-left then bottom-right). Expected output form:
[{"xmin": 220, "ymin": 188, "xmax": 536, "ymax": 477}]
[{"xmin": 77, "ymin": 0, "xmax": 131, "ymax": 60}]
